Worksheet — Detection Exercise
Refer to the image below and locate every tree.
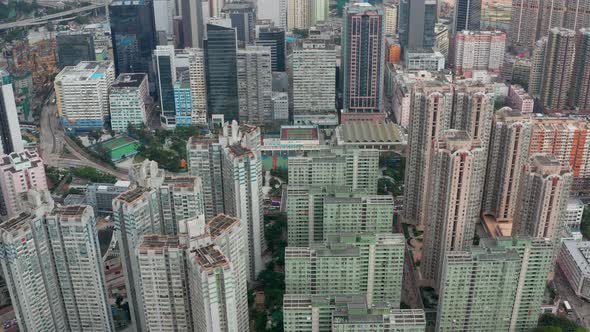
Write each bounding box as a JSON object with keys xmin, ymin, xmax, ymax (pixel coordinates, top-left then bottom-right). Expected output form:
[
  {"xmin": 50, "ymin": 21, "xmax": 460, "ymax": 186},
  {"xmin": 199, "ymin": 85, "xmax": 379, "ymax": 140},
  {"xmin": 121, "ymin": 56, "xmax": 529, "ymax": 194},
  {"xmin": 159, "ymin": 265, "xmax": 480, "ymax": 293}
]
[
  {"xmin": 89, "ymin": 129, "xmax": 103, "ymax": 145},
  {"xmin": 581, "ymin": 206, "xmax": 590, "ymax": 240},
  {"xmin": 537, "ymin": 314, "xmax": 589, "ymax": 332}
]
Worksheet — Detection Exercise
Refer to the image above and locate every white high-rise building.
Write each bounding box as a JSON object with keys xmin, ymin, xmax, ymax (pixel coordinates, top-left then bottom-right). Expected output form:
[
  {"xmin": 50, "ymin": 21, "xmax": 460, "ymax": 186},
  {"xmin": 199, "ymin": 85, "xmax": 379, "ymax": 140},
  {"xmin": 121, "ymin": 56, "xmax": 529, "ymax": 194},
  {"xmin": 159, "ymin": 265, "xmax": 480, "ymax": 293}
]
[
  {"xmin": 0, "ymin": 70, "xmax": 24, "ymax": 155},
  {"xmin": 113, "ymin": 187, "xmax": 163, "ymax": 331},
  {"xmin": 187, "ymin": 48, "xmax": 208, "ymax": 125},
  {"xmin": 313, "ymin": 0, "xmax": 328, "ymax": 24},
  {"xmin": 292, "ymin": 40, "xmax": 336, "ymax": 116},
  {"xmin": 237, "ymin": 46, "xmax": 273, "ymax": 125},
  {"xmin": 187, "ymin": 138, "xmax": 225, "ymax": 220},
  {"xmin": 136, "ymin": 235, "xmax": 191, "ymax": 331},
  {"xmin": 54, "ymin": 61, "xmax": 115, "ymax": 130},
  {"xmin": 564, "ymin": 198, "xmax": 585, "ymax": 232},
  {"xmin": 153, "ymin": 0, "xmax": 175, "ymax": 42},
  {"xmin": 0, "ymin": 205, "xmax": 114, "ymax": 331},
  {"xmin": 109, "ymin": 73, "xmax": 149, "ymax": 131},
  {"xmin": 452, "ymin": 30, "xmax": 506, "ymax": 78},
  {"xmin": 222, "ymin": 143, "xmax": 265, "ymax": 279}
]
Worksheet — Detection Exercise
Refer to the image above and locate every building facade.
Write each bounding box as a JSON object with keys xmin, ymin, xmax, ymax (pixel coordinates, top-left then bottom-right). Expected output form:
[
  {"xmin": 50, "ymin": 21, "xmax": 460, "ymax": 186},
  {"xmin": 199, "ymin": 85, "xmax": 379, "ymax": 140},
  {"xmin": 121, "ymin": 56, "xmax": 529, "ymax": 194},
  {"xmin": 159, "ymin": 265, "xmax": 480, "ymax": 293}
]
[
  {"xmin": 452, "ymin": 0, "xmax": 482, "ymax": 34},
  {"xmin": 56, "ymin": 32, "xmax": 96, "ymax": 68},
  {"xmin": 539, "ymin": 28, "xmax": 576, "ymax": 112},
  {"xmin": 0, "ymin": 71, "xmax": 24, "ymax": 155},
  {"xmin": 570, "ymin": 28, "xmax": 590, "ymax": 112},
  {"xmin": 558, "ymin": 239, "xmax": 590, "ymax": 301},
  {"xmin": 187, "ymin": 138, "xmax": 225, "ymax": 220},
  {"xmin": 237, "ymin": 46, "xmax": 273, "ymax": 125},
  {"xmin": 452, "ymin": 30, "xmax": 506, "ymax": 77},
  {"xmin": 288, "ymin": 0, "xmax": 312, "ymax": 30},
  {"xmin": 109, "ymin": 73, "xmax": 149, "ymax": 131},
  {"xmin": 398, "ymin": 0, "xmax": 436, "ymax": 49},
  {"xmin": 256, "ymin": 26, "xmax": 287, "ymax": 72},
  {"xmin": 0, "ymin": 150, "xmax": 47, "ymax": 218}
]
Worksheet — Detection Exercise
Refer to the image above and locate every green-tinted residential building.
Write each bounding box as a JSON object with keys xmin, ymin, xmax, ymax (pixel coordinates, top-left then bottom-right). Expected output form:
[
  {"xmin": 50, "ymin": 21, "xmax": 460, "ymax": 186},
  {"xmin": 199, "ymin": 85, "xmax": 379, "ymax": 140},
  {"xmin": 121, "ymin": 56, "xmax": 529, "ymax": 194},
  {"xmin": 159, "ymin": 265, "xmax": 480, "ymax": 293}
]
[
  {"xmin": 286, "ymin": 233, "xmax": 405, "ymax": 306},
  {"xmin": 286, "ymin": 186, "xmax": 394, "ymax": 246},
  {"xmin": 283, "ymin": 295, "xmax": 426, "ymax": 332},
  {"xmin": 436, "ymin": 236, "xmax": 553, "ymax": 332},
  {"xmin": 288, "ymin": 148, "xmax": 380, "ymax": 194}
]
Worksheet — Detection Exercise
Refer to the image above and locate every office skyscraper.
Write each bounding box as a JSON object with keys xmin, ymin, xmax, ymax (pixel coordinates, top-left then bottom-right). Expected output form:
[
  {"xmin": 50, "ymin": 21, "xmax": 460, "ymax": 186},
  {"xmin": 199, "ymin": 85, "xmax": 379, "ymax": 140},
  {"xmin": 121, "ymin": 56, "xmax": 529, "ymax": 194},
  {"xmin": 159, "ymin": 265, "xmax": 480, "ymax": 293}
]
[
  {"xmin": 286, "ymin": 233, "xmax": 405, "ymax": 306},
  {"xmin": 513, "ymin": 155, "xmax": 573, "ymax": 249},
  {"xmin": 109, "ymin": 0, "xmax": 157, "ymax": 76},
  {"xmin": 422, "ymin": 130, "xmax": 486, "ymax": 288},
  {"xmin": 257, "ymin": 0, "xmax": 287, "ymax": 29},
  {"xmin": 342, "ymin": 3, "xmax": 384, "ymax": 120},
  {"xmin": 56, "ymin": 32, "xmax": 96, "ymax": 68},
  {"xmin": 256, "ymin": 26, "xmax": 286, "ymax": 72},
  {"xmin": 154, "ymin": 45, "xmax": 177, "ymax": 127},
  {"xmin": 237, "ymin": 46, "xmax": 273, "ymax": 125},
  {"xmin": 570, "ymin": 28, "xmax": 590, "ymax": 112},
  {"xmin": 181, "ymin": 0, "xmax": 204, "ymax": 48},
  {"xmin": 540, "ymin": 27, "xmax": 576, "ymax": 112},
  {"xmin": 292, "ymin": 40, "xmax": 336, "ymax": 116},
  {"xmin": 288, "ymin": 0, "xmax": 312, "ymax": 30},
  {"xmin": 398, "ymin": 0, "xmax": 436, "ymax": 50},
  {"xmin": 402, "ymin": 81, "xmax": 454, "ymax": 226},
  {"xmin": 0, "ymin": 71, "xmax": 24, "ymax": 155},
  {"xmin": 437, "ymin": 237, "xmax": 554, "ymax": 332},
  {"xmin": 222, "ymin": 2, "xmax": 256, "ymax": 44},
  {"xmin": 482, "ymin": 108, "xmax": 532, "ymax": 224},
  {"xmin": 0, "ymin": 205, "xmax": 114, "ymax": 331},
  {"xmin": 205, "ymin": 24, "xmax": 239, "ymax": 122},
  {"xmin": 452, "ymin": 0, "xmax": 482, "ymax": 34}
]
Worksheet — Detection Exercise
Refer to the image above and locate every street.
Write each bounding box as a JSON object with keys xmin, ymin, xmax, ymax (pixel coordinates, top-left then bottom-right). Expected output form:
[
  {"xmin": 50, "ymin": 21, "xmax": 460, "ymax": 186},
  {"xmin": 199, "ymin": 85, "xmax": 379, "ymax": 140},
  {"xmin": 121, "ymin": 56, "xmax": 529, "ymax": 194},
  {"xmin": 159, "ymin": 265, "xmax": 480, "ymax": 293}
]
[{"xmin": 554, "ymin": 265, "xmax": 590, "ymax": 329}]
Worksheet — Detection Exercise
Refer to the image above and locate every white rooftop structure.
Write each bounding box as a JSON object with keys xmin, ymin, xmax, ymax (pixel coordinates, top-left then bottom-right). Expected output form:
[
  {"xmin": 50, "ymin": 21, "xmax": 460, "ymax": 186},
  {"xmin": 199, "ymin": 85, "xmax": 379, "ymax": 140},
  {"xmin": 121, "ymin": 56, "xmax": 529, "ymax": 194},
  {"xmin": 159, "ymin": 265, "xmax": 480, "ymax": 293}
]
[{"xmin": 558, "ymin": 239, "xmax": 590, "ymax": 301}]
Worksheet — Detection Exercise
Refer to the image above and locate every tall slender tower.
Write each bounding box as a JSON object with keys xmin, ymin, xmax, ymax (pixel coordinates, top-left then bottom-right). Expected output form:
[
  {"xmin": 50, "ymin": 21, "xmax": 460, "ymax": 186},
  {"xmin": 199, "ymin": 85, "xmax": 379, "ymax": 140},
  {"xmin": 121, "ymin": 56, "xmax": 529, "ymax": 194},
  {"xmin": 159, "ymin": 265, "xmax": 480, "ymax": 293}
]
[
  {"xmin": 237, "ymin": 46, "xmax": 273, "ymax": 125},
  {"xmin": 0, "ymin": 71, "xmax": 25, "ymax": 155},
  {"xmin": 570, "ymin": 28, "xmax": 590, "ymax": 112},
  {"xmin": 402, "ymin": 81, "xmax": 454, "ymax": 226},
  {"xmin": 187, "ymin": 137, "xmax": 225, "ymax": 220},
  {"xmin": 398, "ymin": 0, "xmax": 436, "ymax": 50},
  {"xmin": 482, "ymin": 108, "xmax": 533, "ymax": 224},
  {"xmin": 155, "ymin": 45, "xmax": 177, "ymax": 127},
  {"xmin": 342, "ymin": 2, "xmax": 385, "ymax": 122},
  {"xmin": 452, "ymin": 0, "xmax": 482, "ymax": 34},
  {"xmin": 513, "ymin": 154, "xmax": 573, "ymax": 249},
  {"xmin": 540, "ymin": 27, "xmax": 576, "ymax": 112},
  {"xmin": 528, "ymin": 37, "xmax": 548, "ymax": 97},
  {"xmin": 422, "ymin": 130, "xmax": 486, "ymax": 288},
  {"xmin": 287, "ymin": 0, "xmax": 312, "ymax": 30}
]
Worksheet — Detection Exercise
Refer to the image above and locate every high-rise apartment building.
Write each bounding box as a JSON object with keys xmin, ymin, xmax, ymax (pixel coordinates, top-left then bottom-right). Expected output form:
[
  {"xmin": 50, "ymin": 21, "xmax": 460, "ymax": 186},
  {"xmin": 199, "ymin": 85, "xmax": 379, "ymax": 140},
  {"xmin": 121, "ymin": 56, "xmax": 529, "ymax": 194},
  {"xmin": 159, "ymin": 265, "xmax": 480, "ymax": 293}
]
[
  {"xmin": 113, "ymin": 187, "xmax": 163, "ymax": 331},
  {"xmin": 570, "ymin": 28, "xmax": 590, "ymax": 112},
  {"xmin": 509, "ymin": 0, "xmax": 541, "ymax": 47},
  {"xmin": 186, "ymin": 48, "xmax": 208, "ymax": 125},
  {"xmin": 109, "ymin": 0, "xmax": 157, "ymax": 76},
  {"xmin": 237, "ymin": 46, "xmax": 273, "ymax": 125},
  {"xmin": 482, "ymin": 108, "xmax": 532, "ymax": 224},
  {"xmin": 452, "ymin": 82, "xmax": 495, "ymax": 147},
  {"xmin": 222, "ymin": 144, "xmax": 264, "ymax": 279},
  {"xmin": 257, "ymin": 0, "xmax": 287, "ymax": 29},
  {"xmin": 342, "ymin": 3, "xmax": 385, "ymax": 120},
  {"xmin": 136, "ymin": 235, "xmax": 191, "ymax": 331},
  {"xmin": 288, "ymin": 148, "xmax": 380, "ymax": 194},
  {"xmin": 513, "ymin": 155, "xmax": 573, "ymax": 249},
  {"xmin": 288, "ymin": 0, "xmax": 312, "ymax": 30},
  {"xmin": 508, "ymin": 84, "xmax": 535, "ymax": 113},
  {"xmin": 529, "ymin": 117, "xmax": 590, "ymax": 194},
  {"xmin": 398, "ymin": 0, "xmax": 436, "ymax": 50},
  {"xmin": 402, "ymin": 81, "xmax": 454, "ymax": 226},
  {"xmin": 383, "ymin": 3, "xmax": 398, "ymax": 36},
  {"xmin": 205, "ymin": 24, "xmax": 239, "ymax": 122},
  {"xmin": 0, "ymin": 150, "xmax": 47, "ymax": 218},
  {"xmin": 54, "ymin": 61, "xmax": 115, "ymax": 129},
  {"xmin": 286, "ymin": 233, "xmax": 405, "ymax": 306},
  {"xmin": 283, "ymin": 295, "xmax": 426, "ymax": 332},
  {"xmin": 85, "ymin": 181, "xmax": 131, "ymax": 216},
  {"xmin": 539, "ymin": 28, "xmax": 576, "ymax": 112},
  {"xmin": 56, "ymin": 31, "xmax": 96, "ymax": 68},
  {"xmin": 0, "ymin": 70, "xmax": 24, "ymax": 155},
  {"xmin": 437, "ymin": 237, "xmax": 554, "ymax": 332},
  {"xmin": 109, "ymin": 73, "xmax": 149, "ymax": 131},
  {"xmin": 287, "ymin": 186, "xmax": 394, "ymax": 246},
  {"xmin": 422, "ymin": 130, "xmax": 486, "ymax": 288},
  {"xmin": 256, "ymin": 26, "xmax": 286, "ymax": 72},
  {"xmin": 0, "ymin": 205, "xmax": 114, "ymax": 331},
  {"xmin": 564, "ymin": 198, "xmax": 585, "ymax": 231},
  {"xmin": 452, "ymin": 0, "xmax": 482, "ymax": 34},
  {"xmin": 187, "ymin": 137, "xmax": 225, "ymax": 220},
  {"xmin": 154, "ymin": 45, "xmax": 177, "ymax": 127},
  {"xmin": 313, "ymin": 0, "xmax": 328, "ymax": 24},
  {"xmin": 528, "ymin": 37, "xmax": 547, "ymax": 97},
  {"xmin": 292, "ymin": 40, "xmax": 336, "ymax": 116},
  {"xmin": 563, "ymin": 0, "xmax": 590, "ymax": 31},
  {"xmin": 452, "ymin": 30, "xmax": 506, "ymax": 77}
]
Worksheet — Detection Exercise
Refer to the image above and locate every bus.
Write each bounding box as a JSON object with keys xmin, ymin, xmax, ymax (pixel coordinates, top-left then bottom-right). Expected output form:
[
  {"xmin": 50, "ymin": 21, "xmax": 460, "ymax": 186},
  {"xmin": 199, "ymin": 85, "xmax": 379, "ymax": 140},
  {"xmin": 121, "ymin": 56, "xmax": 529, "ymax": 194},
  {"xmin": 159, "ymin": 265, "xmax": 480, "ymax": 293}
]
[{"xmin": 564, "ymin": 300, "xmax": 573, "ymax": 313}]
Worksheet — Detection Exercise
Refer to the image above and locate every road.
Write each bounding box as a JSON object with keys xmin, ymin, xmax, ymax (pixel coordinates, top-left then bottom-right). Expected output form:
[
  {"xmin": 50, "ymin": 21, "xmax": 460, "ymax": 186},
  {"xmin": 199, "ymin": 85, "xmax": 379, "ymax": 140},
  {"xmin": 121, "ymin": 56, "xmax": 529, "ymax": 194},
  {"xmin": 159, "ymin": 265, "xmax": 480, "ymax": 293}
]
[
  {"xmin": 554, "ymin": 265, "xmax": 590, "ymax": 329},
  {"xmin": 0, "ymin": 3, "xmax": 104, "ymax": 30},
  {"xmin": 39, "ymin": 94, "xmax": 128, "ymax": 179}
]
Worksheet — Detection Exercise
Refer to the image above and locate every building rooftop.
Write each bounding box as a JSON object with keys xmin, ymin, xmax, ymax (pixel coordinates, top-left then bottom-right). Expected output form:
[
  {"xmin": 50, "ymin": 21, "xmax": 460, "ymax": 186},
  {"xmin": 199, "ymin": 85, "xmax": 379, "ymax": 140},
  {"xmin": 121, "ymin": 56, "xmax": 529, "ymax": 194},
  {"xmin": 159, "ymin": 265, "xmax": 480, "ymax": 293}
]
[
  {"xmin": 227, "ymin": 144, "xmax": 253, "ymax": 158},
  {"xmin": 137, "ymin": 234, "xmax": 183, "ymax": 250},
  {"xmin": 52, "ymin": 205, "xmax": 88, "ymax": 217},
  {"xmin": 0, "ymin": 212, "xmax": 34, "ymax": 233},
  {"xmin": 207, "ymin": 214, "xmax": 240, "ymax": 239},
  {"xmin": 116, "ymin": 187, "xmax": 149, "ymax": 204},
  {"xmin": 112, "ymin": 73, "xmax": 146, "ymax": 89},
  {"xmin": 338, "ymin": 122, "xmax": 402, "ymax": 144},
  {"xmin": 191, "ymin": 244, "xmax": 229, "ymax": 270},
  {"xmin": 55, "ymin": 61, "xmax": 112, "ymax": 82},
  {"xmin": 562, "ymin": 240, "xmax": 590, "ymax": 276}
]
